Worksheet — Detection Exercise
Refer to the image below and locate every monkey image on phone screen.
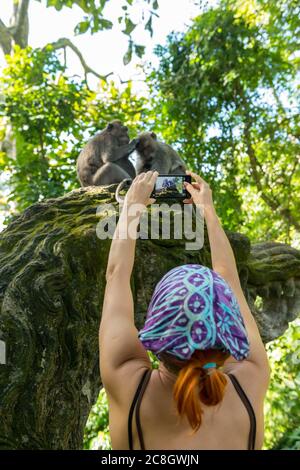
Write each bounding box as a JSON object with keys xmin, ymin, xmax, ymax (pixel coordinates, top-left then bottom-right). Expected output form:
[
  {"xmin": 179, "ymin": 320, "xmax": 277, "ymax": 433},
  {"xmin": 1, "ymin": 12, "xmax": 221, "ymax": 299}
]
[{"xmin": 151, "ymin": 175, "xmax": 191, "ymax": 199}]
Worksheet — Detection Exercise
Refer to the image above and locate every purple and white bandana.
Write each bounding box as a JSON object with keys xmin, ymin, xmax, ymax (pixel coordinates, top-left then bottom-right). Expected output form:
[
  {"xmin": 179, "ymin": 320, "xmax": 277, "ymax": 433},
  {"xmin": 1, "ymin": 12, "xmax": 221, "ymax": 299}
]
[{"xmin": 138, "ymin": 264, "xmax": 250, "ymax": 361}]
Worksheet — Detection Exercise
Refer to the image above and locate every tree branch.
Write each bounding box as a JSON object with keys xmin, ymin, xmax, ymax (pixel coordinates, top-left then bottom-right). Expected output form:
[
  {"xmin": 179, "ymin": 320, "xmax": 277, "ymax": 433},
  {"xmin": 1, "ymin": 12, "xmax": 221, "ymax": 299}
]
[
  {"xmin": 243, "ymin": 110, "xmax": 300, "ymax": 232},
  {"xmin": 13, "ymin": 0, "xmax": 30, "ymax": 48},
  {"xmin": 0, "ymin": 18, "xmax": 12, "ymax": 55},
  {"xmin": 46, "ymin": 37, "xmax": 113, "ymax": 82},
  {"xmin": 6, "ymin": 0, "xmax": 30, "ymax": 48},
  {"xmin": 116, "ymin": 73, "xmax": 146, "ymax": 84},
  {"xmin": 236, "ymin": 82, "xmax": 300, "ymax": 232}
]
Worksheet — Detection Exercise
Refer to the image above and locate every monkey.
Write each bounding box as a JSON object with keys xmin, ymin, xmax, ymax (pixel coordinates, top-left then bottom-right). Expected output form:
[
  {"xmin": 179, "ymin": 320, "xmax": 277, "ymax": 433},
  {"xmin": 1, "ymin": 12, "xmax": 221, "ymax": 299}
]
[
  {"xmin": 135, "ymin": 131, "xmax": 186, "ymax": 175},
  {"xmin": 162, "ymin": 178, "xmax": 177, "ymax": 190},
  {"xmin": 76, "ymin": 120, "xmax": 138, "ymax": 186}
]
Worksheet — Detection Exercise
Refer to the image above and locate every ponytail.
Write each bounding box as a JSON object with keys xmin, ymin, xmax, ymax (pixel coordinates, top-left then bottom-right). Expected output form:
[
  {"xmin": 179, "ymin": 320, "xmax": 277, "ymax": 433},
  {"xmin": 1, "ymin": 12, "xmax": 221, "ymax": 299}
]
[{"xmin": 159, "ymin": 348, "xmax": 231, "ymax": 434}]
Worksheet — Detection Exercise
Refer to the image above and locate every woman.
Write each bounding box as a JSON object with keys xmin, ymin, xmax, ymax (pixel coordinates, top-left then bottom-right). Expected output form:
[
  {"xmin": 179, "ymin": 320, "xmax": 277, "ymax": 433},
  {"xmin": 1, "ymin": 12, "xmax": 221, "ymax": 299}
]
[{"xmin": 99, "ymin": 170, "xmax": 271, "ymax": 450}]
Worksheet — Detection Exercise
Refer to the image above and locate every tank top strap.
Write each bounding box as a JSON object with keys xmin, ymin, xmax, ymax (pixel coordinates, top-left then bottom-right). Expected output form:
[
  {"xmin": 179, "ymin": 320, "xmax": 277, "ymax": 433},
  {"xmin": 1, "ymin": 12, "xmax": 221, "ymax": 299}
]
[
  {"xmin": 227, "ymin": 373, "xmax": 257, "ymax": 450},
  {"xmin": 128, "ymin": 368, "xmax": 152, "ymax": 450}
]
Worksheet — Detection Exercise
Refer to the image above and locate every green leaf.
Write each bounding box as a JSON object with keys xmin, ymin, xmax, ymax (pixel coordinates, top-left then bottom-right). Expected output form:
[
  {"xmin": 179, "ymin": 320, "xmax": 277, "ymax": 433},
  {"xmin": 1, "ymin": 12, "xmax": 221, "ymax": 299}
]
[
  {"xmin": 98, "ymin": 18, "xmax": 113, "ymax": 30},
  {"xmin": 145, "ymin": 15, "xmax": 153, "ymax": 37},
  {"xmin": 123, "ymin": 41, "xmax": 133, "ymax": 65},
  {"xmin": 75, "ymin": 20, "xmax": 90, "ymax": 34},
  {"xmin": 122, "ymin": 18, "xmax": 136, "ymax": 36},
  {"xmin": 135, "ymin": 44, "xmax": 146, "ymax": 58}
]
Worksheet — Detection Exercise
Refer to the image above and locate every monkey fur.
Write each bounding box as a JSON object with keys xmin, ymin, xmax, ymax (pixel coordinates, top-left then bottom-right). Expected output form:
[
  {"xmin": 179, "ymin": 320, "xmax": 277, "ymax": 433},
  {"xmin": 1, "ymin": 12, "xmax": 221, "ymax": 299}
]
[
  {"xmin": 135, "ymin": 132, "xmax": 186, "ymax": 175},
  {"xmin": 76, "ymin": 120, "xmax": 138, "ymax": 186}
]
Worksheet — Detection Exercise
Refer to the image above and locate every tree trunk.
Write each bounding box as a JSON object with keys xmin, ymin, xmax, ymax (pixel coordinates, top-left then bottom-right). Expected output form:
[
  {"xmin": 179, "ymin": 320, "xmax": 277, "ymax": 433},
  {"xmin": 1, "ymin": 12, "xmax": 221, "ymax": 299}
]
[{"xmin": 0, "ymin": 185, "xmax": 299, "ymax": 449}]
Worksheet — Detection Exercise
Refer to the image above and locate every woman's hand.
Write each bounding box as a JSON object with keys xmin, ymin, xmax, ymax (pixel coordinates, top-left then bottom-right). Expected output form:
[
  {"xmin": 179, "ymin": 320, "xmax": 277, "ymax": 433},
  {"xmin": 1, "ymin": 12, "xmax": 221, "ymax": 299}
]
[
  {"xmin": 183, "ymin": 170, "xmax": 214, "ymax": 209},
  {"xmin": 124, "ymin": 170, "xmax": 158, "ymax": 208}
]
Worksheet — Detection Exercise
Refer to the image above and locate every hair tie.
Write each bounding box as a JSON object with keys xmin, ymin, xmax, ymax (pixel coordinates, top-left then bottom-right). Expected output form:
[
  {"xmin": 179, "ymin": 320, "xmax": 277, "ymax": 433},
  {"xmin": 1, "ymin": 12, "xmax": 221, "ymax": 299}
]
[{"xmin": 202, "ymin": 362, "xmax": 217, "ymax": 369}]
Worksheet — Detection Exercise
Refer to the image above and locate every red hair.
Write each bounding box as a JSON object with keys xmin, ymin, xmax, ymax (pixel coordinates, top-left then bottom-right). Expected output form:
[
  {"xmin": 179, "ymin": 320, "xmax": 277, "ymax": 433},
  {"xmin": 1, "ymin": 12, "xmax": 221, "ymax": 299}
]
[{"xmin": 159, "ymin": 348, "xmax": 231, "ymax": 434}]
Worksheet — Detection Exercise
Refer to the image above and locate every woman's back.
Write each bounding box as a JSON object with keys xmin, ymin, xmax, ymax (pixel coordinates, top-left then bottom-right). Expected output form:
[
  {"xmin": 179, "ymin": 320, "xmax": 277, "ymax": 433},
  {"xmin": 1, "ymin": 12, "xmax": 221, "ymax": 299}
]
[
  {"xmin": 100, "ymin": 172, "xmax": 270, "ymax": 451},
  {"xmin": 107, "ymin": 362, "xmax": 265, "ymax": 450}
]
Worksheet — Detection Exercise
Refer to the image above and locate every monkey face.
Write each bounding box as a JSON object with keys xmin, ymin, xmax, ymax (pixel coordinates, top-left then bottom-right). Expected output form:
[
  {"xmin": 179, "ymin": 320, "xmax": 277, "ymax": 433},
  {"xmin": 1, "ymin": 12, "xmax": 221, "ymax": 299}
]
[
  {"xmin": 136, "ymin": 131, "xmax": 157, "ymax": 153},
  {"xmin": 107, "ymin": 120, "xmax": 129, "ymax": 145}
]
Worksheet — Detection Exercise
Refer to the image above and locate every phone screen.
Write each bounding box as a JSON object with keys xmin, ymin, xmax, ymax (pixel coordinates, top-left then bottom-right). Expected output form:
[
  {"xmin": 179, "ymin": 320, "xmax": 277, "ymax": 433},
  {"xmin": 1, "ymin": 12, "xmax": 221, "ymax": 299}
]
[{"xmin": 151, "ymin": 174, "xmax": 191, "ymax": 198}]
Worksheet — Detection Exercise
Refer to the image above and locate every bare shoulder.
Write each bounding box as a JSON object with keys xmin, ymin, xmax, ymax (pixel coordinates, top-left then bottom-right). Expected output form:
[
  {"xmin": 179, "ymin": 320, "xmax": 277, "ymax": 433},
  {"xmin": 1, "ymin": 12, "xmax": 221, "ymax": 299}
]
[
  {"xmin": 222, "ymin": 359, "xmax": 270, "ymax": 409},
  {"xmin": 215, "ymin": 268, "xmax": 271, "ymax": 393},
  {"xmin": 222, "ymin": 360, "xmax": 270, "ymax": 449}
]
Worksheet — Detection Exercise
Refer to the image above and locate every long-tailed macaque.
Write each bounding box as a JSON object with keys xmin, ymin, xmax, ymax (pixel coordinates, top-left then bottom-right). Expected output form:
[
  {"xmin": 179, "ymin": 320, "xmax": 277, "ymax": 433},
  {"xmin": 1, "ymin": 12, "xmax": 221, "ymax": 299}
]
[
  {"xmin": 135, "ymin": 131, "xmax": 186, "ymax": 175},
  {"xmin": 76, "ymin": 120, "xmax": 138, "ymax": 186}
]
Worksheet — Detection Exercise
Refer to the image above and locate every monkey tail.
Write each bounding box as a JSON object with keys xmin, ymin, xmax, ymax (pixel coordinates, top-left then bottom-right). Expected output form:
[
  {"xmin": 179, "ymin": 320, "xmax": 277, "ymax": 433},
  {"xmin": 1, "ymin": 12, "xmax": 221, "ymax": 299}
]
[{"xmin": 115, "ymin": 178, "xmax": 133, "ymax": 204}]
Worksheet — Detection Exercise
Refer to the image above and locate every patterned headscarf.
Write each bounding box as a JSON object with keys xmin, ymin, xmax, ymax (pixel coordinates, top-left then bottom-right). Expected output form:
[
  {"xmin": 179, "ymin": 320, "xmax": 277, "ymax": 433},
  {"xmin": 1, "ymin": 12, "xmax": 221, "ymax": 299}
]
[{"xmin": 138, "ymin": 264, "xmax": 250, "ymax": 361}]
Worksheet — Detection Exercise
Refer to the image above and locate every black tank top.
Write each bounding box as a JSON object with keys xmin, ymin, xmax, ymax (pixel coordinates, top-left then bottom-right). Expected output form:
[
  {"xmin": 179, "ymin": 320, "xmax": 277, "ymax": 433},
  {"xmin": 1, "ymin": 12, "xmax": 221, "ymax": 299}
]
[{"xmin": 128, "ymin": 368, "xmax": 257, "ymax": 450}]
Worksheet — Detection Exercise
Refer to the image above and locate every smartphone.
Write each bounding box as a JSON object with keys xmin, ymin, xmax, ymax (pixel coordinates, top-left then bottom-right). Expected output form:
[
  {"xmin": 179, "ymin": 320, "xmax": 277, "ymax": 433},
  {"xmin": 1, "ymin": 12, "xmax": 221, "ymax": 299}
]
[{"xmin": 151, "ymin": 174, "xmax": 192, "ymax": 199}]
